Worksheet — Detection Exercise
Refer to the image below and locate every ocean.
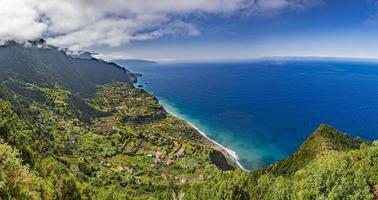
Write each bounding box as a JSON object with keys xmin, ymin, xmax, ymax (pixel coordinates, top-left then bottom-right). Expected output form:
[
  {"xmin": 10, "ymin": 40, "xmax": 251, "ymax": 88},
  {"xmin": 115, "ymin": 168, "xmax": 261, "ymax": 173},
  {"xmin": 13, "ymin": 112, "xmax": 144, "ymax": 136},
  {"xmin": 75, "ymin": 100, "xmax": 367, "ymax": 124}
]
[{"xmin": 123, "ymin": 60, "xmax": 378, "ymax": 170}]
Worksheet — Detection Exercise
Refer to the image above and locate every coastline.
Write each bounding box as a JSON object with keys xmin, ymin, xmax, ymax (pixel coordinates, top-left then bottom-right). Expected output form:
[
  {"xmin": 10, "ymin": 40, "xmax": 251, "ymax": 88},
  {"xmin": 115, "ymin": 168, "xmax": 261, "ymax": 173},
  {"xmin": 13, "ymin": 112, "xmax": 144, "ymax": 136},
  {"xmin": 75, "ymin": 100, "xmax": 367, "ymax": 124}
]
[
  {"xmin": 131, "ymin": 78, "xmax": 246, "ymax": 170},
  {"xmin": 160, "ymin": 101, "xmax": 247, "ymax": 171}
]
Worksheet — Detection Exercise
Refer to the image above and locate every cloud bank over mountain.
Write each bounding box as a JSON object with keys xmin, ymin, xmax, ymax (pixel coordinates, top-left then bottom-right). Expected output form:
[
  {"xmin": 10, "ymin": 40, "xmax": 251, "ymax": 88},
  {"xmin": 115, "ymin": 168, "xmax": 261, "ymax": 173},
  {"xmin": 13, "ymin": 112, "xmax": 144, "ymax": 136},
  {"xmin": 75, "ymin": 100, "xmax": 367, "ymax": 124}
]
[
  {"xmin": 0, "ymin": 0, "xmax": 46, "ymax": 42},
  {"xmin": 0, "ymin": 0, "xmax": 322, "ymax": 50}
]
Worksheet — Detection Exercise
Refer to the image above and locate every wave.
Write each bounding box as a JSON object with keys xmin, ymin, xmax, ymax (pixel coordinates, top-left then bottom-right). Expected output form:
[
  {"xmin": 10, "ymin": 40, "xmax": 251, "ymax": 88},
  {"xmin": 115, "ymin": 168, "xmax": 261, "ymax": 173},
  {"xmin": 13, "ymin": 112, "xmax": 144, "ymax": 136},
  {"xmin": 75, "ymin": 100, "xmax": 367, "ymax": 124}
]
[{"xmin": 158, "ymin": 98, "xmax": 247, "ymax": 170}]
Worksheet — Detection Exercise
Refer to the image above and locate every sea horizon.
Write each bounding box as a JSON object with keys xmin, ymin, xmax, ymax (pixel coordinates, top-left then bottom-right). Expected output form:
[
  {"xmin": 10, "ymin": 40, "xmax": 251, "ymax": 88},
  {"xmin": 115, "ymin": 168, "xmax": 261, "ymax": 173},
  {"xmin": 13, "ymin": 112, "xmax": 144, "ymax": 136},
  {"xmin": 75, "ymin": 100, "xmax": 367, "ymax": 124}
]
[
  {"xmin": 3, "ymin": 0, "xmax": 378, "ymax": 198},
  {"xmin": 141, "ymin": 56, "xmax": 378, "ymax": 66},
  {"xmin": 124, "ymin": 59, "xmax": 378, "ymax": 170}
]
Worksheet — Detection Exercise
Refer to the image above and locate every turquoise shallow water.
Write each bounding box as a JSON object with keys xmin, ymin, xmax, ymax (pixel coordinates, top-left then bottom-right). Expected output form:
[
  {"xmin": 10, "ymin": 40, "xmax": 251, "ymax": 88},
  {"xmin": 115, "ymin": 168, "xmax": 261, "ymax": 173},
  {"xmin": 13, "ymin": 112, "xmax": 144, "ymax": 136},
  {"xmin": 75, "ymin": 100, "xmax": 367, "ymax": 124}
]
[{"xmin": 123, "ymin": 60, "xmax": 378, "ymax": 170}]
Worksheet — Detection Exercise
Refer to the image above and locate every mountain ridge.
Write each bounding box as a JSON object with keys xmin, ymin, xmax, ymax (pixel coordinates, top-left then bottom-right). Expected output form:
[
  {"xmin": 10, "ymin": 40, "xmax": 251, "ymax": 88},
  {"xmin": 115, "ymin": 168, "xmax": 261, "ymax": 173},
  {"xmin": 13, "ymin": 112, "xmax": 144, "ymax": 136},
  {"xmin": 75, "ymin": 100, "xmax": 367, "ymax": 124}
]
[
  {"xmin": 265, "ymin": 124, "xmax": 365, "ymax": 176},
  {"xmin": 0, "ymin": 43, "xmax": 377, "ymax": 199}
]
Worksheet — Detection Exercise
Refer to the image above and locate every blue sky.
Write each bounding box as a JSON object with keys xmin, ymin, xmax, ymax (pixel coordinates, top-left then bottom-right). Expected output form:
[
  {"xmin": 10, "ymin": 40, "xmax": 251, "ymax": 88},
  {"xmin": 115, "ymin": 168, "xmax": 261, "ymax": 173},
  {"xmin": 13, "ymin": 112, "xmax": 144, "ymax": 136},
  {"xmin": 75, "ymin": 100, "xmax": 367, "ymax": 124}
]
[
  {"xmin": 3, "ymin": 0, "xmax": 378, "ymax": 61},
  {"xmin": 92, "ymin": 0, "xmax": 378, "ymax": 61}
]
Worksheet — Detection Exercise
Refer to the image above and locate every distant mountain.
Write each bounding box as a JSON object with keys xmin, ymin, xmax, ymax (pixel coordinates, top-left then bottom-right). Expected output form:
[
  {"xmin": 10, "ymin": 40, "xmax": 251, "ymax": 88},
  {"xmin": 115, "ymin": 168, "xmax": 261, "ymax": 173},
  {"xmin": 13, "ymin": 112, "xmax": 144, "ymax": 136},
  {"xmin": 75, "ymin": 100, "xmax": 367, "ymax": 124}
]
[
  {"xmin": 260, "ymin": 56, "xmax": 378, "ymax": 62},
  {"xmin": 115, "ymin": 59, "xmax": 157, "ymax": 68},
  {"xmin": 0, "ymin": 41, "xmax": 377, "ymax": 199},
  {"xmin": 0, "ymin": 41, "xmax": 239, "ymax": 199},
  {"xmin": 0, "ymin": 41, "xmax": 135, "ymax": 97}
]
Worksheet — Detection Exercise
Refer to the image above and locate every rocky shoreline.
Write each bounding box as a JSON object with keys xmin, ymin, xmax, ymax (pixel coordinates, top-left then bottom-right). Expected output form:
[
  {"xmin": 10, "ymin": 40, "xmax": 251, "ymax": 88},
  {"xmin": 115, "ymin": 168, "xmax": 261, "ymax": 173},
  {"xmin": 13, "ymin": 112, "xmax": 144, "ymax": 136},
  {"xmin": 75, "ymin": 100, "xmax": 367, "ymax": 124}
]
[
  {"xmin": 130, "ymin": 74, "xmax": 243, "ymax": 170},
  {"xmin": 158, "ymin": 103, "xmax": 244, "ymax": 170}
]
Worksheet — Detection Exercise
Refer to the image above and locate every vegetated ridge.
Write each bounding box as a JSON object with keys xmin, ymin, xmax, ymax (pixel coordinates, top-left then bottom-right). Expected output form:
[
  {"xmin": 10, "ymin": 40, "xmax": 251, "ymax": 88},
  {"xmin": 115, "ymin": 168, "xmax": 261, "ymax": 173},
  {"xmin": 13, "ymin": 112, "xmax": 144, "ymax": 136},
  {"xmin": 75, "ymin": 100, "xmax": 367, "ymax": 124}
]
[{"xmin": 0, "ymin": 41, "xmax": 377, "ymax": 200}]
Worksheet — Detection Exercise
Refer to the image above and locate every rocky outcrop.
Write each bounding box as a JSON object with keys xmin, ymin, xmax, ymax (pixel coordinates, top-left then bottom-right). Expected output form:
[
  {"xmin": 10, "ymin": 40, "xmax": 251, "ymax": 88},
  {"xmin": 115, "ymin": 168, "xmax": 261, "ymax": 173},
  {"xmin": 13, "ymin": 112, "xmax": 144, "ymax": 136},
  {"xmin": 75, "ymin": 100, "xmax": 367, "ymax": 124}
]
[{"xmin": 209, "ymin": 149, "xmax": 236, "ymax": 171}]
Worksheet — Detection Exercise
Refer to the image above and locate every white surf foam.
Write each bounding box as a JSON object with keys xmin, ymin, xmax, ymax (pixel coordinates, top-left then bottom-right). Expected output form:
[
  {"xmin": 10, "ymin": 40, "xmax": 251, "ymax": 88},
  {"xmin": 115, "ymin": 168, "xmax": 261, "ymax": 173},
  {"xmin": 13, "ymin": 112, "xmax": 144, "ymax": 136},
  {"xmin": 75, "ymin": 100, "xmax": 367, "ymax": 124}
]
[{"xmin": 161, "ymin": 102, "xmax": 247, "ymax": 171}]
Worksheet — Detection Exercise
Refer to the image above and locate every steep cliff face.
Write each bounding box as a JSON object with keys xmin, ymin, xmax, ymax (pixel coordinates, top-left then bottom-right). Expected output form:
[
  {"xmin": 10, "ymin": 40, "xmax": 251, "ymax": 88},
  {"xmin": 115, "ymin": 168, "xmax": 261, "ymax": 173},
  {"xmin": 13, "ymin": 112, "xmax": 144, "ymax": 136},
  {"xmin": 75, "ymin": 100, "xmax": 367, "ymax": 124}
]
[
  {"xmin": 0, "ymin": 42, "xmax": 236, "ymax": 199},
  {"xmin": 0, "ymin": 42, "xmax": 376, "ymax": 199},
  {"xmin": 0, "ymin": 41, "xmax": 135, "ymax": 97}
]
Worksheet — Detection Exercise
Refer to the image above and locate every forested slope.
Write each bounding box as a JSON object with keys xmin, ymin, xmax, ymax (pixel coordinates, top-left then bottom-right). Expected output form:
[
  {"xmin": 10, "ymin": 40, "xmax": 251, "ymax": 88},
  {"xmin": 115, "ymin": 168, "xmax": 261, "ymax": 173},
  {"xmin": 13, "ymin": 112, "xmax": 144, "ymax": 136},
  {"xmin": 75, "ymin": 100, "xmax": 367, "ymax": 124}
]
[{"xmin": 0, "ymin": 42, "xmax": 377, "ymax": 199}]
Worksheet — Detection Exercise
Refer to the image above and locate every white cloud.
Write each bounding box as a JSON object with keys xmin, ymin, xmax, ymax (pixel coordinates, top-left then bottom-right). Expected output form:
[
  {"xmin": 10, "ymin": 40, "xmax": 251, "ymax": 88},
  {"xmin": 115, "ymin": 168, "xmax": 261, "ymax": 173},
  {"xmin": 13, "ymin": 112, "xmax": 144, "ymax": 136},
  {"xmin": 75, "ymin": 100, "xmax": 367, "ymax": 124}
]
[
  {"xmin": 365, "ymin": 0, "xmax": 378, "ymax": 26},
  {"xmin": 0, "ymin": 0, "xmax": 46, "ymax": 42},
  {"xmin": 247, "ymin": 0, "xmax": 322, "ymax": 15},
  {"xmin": 0, "ymin": 0, "xmax": 322, "ymax": 50},
  {"xmin": 256, "ymin": 0, "xmax": 290, "ymax": 10},
  {"xmin": 92, "ymin": 51, "xmax": 136, "ymax": 61}
]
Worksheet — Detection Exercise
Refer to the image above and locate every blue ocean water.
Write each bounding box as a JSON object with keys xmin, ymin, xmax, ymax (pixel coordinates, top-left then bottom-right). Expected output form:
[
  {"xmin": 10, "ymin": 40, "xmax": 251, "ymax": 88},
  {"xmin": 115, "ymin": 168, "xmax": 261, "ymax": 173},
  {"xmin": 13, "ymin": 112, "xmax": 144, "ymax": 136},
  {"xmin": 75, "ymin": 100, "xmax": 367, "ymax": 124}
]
[{"xmin": 124, "ymin": 60, "xmax": 378, "ymax": 170}]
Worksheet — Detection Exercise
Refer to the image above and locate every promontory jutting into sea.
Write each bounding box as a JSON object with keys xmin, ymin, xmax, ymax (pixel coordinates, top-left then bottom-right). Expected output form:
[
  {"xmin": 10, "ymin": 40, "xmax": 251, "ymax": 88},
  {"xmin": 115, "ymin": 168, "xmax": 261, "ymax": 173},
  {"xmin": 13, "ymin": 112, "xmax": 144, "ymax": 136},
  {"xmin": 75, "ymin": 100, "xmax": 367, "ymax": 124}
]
[
  {"xmin": 125, "ymin": 59, "xmax": 378, "ymax": 169},
  {"xmin": 1, "ymin": 0, "xmax": 378, "ymax": 199}
]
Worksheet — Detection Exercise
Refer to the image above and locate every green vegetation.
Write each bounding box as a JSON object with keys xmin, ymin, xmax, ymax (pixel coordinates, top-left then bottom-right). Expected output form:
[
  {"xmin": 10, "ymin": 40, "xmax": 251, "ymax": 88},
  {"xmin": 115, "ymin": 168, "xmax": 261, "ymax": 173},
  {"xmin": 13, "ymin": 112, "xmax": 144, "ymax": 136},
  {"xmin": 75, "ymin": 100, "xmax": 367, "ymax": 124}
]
[
  {"xmin": 183, "ymin": 126, "xmax": 378, "ymax": 200},
  {"xmin": 0, "ymin": 42, "xmax": 377, "ymax": 199},
  {"xmin": 0, "ymin": 78, "xmax": 226, "ymax": 199},
  {"xmin": 265, "ymin": 124, "xmax": 364, "ymax": 176}
]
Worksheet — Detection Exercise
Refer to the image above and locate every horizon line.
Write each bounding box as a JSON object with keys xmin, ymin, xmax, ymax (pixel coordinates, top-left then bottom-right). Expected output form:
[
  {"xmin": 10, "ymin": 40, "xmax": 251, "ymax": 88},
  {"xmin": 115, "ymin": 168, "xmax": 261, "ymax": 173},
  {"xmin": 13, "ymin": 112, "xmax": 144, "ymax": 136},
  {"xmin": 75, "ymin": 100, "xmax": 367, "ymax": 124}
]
[{"xmin": 114, "ymin": 56, "xmax": 378, "ymax": 64}]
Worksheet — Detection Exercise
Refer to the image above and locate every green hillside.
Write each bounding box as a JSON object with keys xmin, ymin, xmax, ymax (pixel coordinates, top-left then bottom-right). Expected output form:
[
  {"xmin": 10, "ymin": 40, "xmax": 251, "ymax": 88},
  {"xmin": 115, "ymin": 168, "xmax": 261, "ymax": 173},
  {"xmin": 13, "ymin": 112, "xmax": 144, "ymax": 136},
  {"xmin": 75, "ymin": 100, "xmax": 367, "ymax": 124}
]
[
  {"xmin": 0, "ymin": 42, "xmax": 377, "ymax": 199},
  {"xmin": 266, "ymin": 124, "xmax": 364, "ymax": 176}
]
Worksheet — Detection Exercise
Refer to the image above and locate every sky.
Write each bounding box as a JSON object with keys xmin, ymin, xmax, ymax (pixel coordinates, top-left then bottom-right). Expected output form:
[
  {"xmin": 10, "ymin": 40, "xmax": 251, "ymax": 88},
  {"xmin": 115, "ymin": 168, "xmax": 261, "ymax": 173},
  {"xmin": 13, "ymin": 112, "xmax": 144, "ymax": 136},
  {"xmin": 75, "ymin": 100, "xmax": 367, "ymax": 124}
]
[{"xmin": 1, "ymin": 0, "xmax": 378, "ymax": 61}]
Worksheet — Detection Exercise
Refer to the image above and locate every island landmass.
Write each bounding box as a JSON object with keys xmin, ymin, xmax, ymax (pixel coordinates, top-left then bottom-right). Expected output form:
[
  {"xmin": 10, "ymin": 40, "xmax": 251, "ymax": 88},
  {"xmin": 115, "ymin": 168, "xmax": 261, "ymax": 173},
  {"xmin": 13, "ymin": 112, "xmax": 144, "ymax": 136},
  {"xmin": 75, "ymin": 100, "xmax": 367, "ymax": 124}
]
[{"xmin": 0, "ymin": 41, "xmax": 377, "ymax": 199}]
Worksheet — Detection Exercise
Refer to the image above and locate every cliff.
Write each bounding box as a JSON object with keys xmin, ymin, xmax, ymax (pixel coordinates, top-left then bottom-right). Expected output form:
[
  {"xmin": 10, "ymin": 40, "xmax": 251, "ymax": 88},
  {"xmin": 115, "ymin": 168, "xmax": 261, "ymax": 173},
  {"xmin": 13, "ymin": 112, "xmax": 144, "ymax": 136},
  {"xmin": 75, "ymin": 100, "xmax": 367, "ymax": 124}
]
[
  {"xmin": 0, "ymin": 42, "xmax": 237, "ymax": 199},
  {"xmin": 0, "ymin": 42, "xmax": 377, "ymax": 199}
]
